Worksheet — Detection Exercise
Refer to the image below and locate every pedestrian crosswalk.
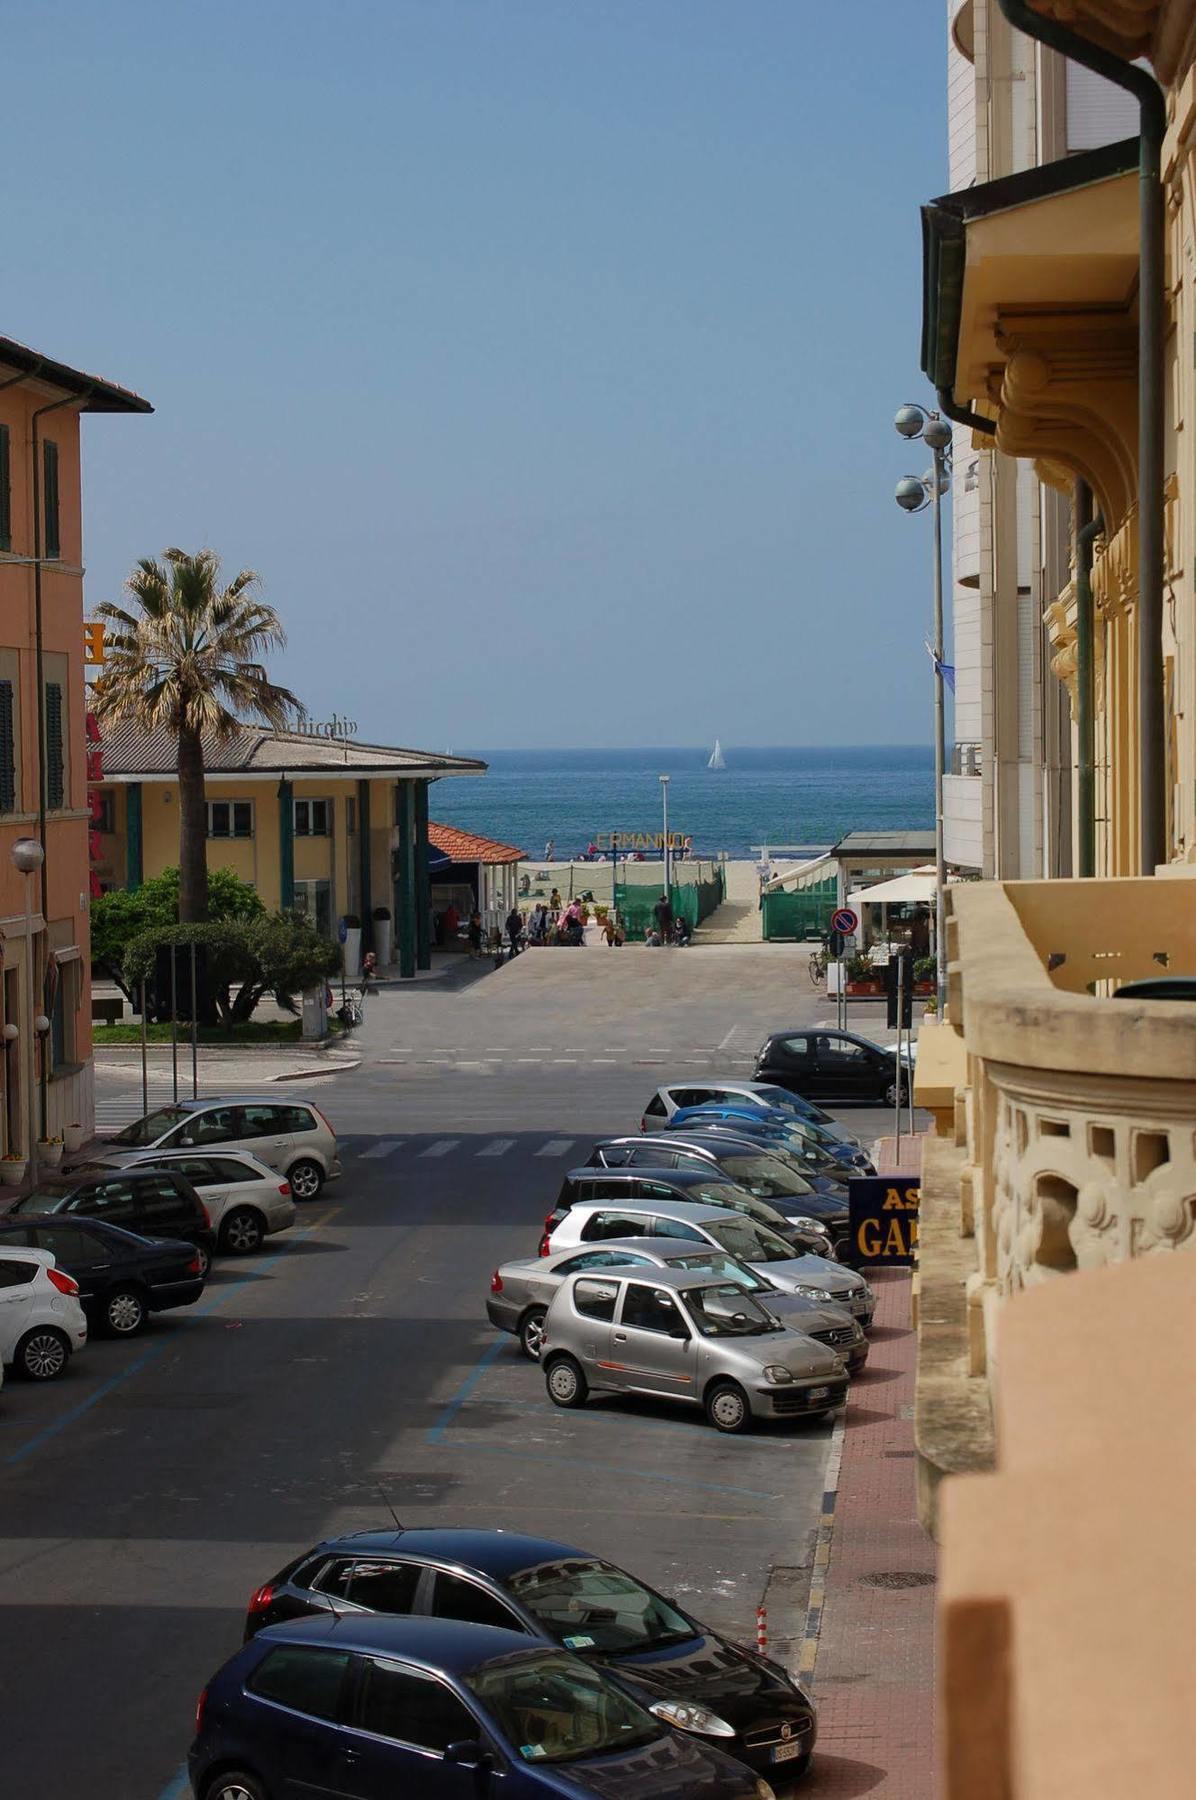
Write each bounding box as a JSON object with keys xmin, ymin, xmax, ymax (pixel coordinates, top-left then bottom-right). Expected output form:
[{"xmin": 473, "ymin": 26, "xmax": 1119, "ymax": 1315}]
[{"xmin": 341, "ymin": 1135, "xmax": 579, "ymax": 1164}]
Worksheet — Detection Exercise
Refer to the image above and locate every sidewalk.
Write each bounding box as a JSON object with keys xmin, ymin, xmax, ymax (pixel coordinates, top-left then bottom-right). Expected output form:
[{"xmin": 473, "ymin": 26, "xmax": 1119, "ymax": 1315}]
[{"xmin": 801, "ymin": 1266, "xmax": 936, "ymax": 1797}]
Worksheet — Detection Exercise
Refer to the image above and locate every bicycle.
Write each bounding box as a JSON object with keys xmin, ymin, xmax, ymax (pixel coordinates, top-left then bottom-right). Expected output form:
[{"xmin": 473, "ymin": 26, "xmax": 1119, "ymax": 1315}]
[{"xmin": 808, "ymin": 941, "xmax": 829, "ymax": 988}]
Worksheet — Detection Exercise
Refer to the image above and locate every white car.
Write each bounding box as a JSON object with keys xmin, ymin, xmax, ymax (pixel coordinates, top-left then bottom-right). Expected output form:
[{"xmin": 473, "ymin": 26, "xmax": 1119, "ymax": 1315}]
[
  {"xmin": 0, "ymin": 1246, "xmax": 89, "ymax": 1380},
  {"xmin": 85, "ymin": 1149, "xmax": 296, "ymax": 1254}
]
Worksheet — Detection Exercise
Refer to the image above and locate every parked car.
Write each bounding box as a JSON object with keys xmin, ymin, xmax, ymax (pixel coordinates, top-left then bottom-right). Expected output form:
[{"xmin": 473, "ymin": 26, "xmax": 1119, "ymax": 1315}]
[
  {"xmin": 85, "ymin": 1148, "xmax": 295, "ymax": 1255},
  {"xmin": 97, "ymin": 1097, "xmax": 340, "ymax": 1200},
  {"xmin": 668, "ymin": 1107, "xmax": 868, "ymax": 1181},
  {"xmin": 587, "ymin": 1135, "xmax": 848, "ymax": 1239},
  {"xmin": 0, "ymin": 1216, "xmax": 205, "ymax": 1337},
  {"xmin": 191, "ymin": 1616, "xmax": 776, "ymax": 1800},
  {"xmin": 243, "ymin": 1527, "xmax": 818, "ymax": 1783},
  {"xmin": 5, "ymin": 1165, "xmax": 217, "ymax": 1276},
  {"xmin": 640, "ymin": 1079, "xmax": 849, "ymax": 1139},
  {"xmin": 543, "ymin": 1266, "xmax": 848, "ymax": 1432},
  {"xmin": 489, "ymin": 1238, "xmax": 867, "ymax": 1372},
  {"xmin": 542, "ymin": 1196, "xmax": 874, "ymax": 1325},
  {"xmin": 543, "ymin": 1168, "xmax": 829, "ymax": 1259},
  {"xmin": 754, "ymin": 1030, "xmax": 913, "ymax": 1107},
  {"xmin": 0, "ymin": 1245, "xmax": 89, "ymax": 1380}
]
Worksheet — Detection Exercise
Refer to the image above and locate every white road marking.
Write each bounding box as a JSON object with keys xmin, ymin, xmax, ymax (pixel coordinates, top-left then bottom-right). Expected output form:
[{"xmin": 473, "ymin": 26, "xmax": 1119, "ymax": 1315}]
[
  {"xmin": 717, "ymin": 1023, "xmax": 741, "ymax": 1051},
  {"xmin": 420, "ymin": 1139, "xmax": 459, "ymax": 1157},
  {"xmin": 359, "ymin": 1140, "xmax": 403, "ymax": 1160},
  {"xmin": 590, "ymin": 1058, "xmax": 616, "ymax": 1065},
  {"xmin": 536, "ymin": 1139, "xmax": 574, "ymax": 1157},
  {"xmin": 478, "ymin": 1139, "xmax": 515, "ymax": 1157}
]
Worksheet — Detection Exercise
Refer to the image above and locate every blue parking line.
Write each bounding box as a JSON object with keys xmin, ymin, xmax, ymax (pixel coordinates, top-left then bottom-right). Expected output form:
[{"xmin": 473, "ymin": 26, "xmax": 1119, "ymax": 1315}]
[
  {"xmin": 425, "ymin": 1339, "xmax": 506, "ymax": 1444},
  {"xmin": 5, "ymin": 1222, "xmax": 323, "ymax": 1468},
  {"xmin": 441, "ymin": 1440, "xmax": 778, "ymax": 1502},
  {"xmin": 155, "ymin": 1764, "xmax": 189, "ymax": 1800}
]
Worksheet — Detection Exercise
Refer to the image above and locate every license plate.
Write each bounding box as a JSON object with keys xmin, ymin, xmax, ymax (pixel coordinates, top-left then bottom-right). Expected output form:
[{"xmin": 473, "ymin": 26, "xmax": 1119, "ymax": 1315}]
[
  {"xmin": 773, "ymin": 1741, "xmax": 802, "ymax": 1763},
  {"xmin": 808, "ymin": 1386, "xmax": 829, "ymax": 1401}
]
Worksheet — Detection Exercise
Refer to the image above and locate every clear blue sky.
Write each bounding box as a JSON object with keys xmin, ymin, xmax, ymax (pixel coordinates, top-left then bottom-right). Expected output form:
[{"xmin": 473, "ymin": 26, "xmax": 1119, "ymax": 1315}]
[{"xmin": 7, "ymin": 0, "xmax": 946, "ymax": 750}]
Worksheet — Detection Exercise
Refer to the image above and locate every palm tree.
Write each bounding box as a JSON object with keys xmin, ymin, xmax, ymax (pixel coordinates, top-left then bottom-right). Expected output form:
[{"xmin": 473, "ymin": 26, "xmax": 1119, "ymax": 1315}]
[{"xmin": 93, "ymin": 548, "xmax": 299, "ymax": 922}]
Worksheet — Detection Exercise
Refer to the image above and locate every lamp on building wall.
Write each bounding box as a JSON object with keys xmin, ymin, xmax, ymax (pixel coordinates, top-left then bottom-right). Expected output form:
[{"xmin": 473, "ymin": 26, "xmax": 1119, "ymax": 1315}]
[
  {"xmin": 10, "ymin": 836, "xmax": 45, "ymax": 1177},
  {"xmin": 894, "ymin": 403, "xmax": 953, "ymax": 1016}
]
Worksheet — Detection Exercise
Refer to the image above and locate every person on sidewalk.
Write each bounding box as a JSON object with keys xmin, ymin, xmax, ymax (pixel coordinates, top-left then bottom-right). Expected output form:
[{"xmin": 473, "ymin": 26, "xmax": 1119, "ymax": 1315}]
[
  {"xmin": 505, "ymin": 905, "xmax": 524, "ymax": 958},
  {"xmin": 549, "ymin": 887, "xmax": 563, "ymax": 913},
  {"xmin": 653, "ymin": 893, "xmax": 673, "ymax": 944},
  {"xmin": 467, "ymin": 909, "xmax": 483, "ymax": 958}
]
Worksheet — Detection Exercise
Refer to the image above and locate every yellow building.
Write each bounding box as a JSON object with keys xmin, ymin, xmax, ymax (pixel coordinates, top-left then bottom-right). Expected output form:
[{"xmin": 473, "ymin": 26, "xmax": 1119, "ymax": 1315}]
[
  {"xmin": 0, "ymin": 335, "xmax": 150, "ymax": 1163},
  {"xmin": 93, "ymin": 718, "xmax": 484, "ymax": 977}
]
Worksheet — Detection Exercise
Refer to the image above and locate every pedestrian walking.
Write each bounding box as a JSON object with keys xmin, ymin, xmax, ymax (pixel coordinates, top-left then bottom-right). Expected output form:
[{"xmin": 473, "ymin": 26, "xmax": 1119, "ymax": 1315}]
[
  {"xmin": 544, "ymin": 837, "xmax": 555, "ymax": 863},
  {"xmin": 506, "ymin": 905, "xmax": 524, "ymax": 958},
  {"xmin": 653, "ymin": 893, "xmax": 674, "ymax": 944},
  {"xmin": 467, "ymin": 909, "xmax": 483, "ymax": 958},
  {"xmin": 549, "ymin": 887, "xmax": 563, "ymax": 912},
  {"xmin": 359, "ymin": 949, "xmax": 377, "ymax": 995},
  {"xmin": 442, "ymin": 902, "xmax": 460, "ymax": 948}
]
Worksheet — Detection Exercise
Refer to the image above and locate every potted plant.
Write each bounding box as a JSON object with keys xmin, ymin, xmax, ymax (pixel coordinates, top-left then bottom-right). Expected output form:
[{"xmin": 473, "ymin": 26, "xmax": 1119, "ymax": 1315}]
[
  {"xmin": 371, "ymin": 905, "xmax": 393, "ymax": 968},
  {"xmin": 913, "ymin": 955, "xmax": 936, "ymax": 997},
  {"xmin": 37, "ymin": 1135, "xmax": 64, "ymax": 1169},
  {"xmin": 340, "ymin": 913, "xmax": 362, "ymax": 982},
  {"xmin": 845, "ymin": 953, "xmax": 884, "ymax": 997},
  {"xmin": 63, "ymin": 1122, "xmax": 87, "ymax": 1154},
  {"xmin": 0, "ymin": 1152, "xmax": 27, "ymax": 1187}
]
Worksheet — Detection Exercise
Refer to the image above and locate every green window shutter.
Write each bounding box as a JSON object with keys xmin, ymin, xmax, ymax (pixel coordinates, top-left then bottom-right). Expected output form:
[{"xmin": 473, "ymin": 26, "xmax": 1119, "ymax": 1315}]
[
  {"xmin": 43, "ymin": 439, "xmax": 60, "ymax": 560},
  {"xmin": 0, "ymin": 679, "xmax": 14, "ymax": 813},
  {"xmin": 45, "ymin": 680, "xmax": 65, "ymax": 808},
  {"xmin": 0, "ymin": 424, "xmax": 11, "ymax": 551}
]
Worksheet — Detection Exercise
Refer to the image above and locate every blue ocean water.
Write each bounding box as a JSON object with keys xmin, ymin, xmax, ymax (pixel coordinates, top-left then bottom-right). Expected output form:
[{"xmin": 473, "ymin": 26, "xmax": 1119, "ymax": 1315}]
[{"xmin": 434, "ymin": 746, "xmax": 934, "ymax": 861}]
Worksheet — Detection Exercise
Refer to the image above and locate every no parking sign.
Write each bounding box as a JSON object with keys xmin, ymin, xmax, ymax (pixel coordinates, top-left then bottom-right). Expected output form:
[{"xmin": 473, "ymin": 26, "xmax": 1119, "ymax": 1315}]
[{"xmin": 831, "ymin": 907, "xmax": 858, "ymax": 937}]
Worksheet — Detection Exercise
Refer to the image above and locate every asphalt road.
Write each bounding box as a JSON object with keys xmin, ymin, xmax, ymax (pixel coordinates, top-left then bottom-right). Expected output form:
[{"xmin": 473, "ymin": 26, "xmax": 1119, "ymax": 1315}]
[{"xmin": 0, "ymin": 946, "xmax": 907, "ymax": 1799}]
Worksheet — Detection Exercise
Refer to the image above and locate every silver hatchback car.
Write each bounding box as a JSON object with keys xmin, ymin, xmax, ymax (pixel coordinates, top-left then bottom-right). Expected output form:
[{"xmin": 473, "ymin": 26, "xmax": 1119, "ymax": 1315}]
[
  {"xmin": 95, "ymin": 1097, "xmax": 340, "ymax": 1199},
  {"xmin": 542, "ymin": 1265, "xmax": 849, "ymax": 1433}
]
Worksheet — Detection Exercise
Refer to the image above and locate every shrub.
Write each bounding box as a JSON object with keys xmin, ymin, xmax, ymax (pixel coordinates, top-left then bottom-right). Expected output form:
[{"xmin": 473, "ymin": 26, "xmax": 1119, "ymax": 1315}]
[
  {"xmin": 123, "ymin": 911, "xmax": 340, "ymax": 1030},
  {"xmin": 92, "ymin": 866, "xmax": 263, "ymax": 1003}
]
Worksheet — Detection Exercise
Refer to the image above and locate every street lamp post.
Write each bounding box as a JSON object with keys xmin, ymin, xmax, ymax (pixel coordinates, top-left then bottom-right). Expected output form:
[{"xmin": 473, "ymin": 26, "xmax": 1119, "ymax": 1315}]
[
  {"xmin": 895, "ymin": 404, "xmax": 953, "ymax": 1018},
  {"xmin": 11, "ymin": 836, "xmax": 45, "ymax": 1181},
  {"xmin": 659, "ymin": 775, "xmax": 671, "ymax": 895}
]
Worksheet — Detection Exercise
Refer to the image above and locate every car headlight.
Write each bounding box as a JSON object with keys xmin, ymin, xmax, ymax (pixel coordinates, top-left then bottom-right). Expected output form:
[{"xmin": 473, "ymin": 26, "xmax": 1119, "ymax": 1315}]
[
  {"xmin": 793, "ymin": 1284, "xmax": 835, "ymax": 1302},
  {"xmin": 762, "ymin": 1364, "xmax": 795, "ymax": 1384},
  {"xmin": 755, "ymin": 1783, "xmax": 778, "ymax": 1800},
  {"xmin": 649, "ymin": 1699, "xmax": 737, "ymax": 1739}
]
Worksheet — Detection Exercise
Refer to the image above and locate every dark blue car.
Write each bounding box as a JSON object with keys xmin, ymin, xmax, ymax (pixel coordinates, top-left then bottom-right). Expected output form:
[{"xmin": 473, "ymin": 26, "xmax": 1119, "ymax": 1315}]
[
  {"xmin": 670, "ymin": 1104, "xmax": 871, "ymax": 1176},
  {"xmin": 189, "ymin": 1615, "xmax": 774, "ymax": 1800},
  {"xmin": 667, "ymin": 1110, "xmax": 867, "ymax": 1184}
]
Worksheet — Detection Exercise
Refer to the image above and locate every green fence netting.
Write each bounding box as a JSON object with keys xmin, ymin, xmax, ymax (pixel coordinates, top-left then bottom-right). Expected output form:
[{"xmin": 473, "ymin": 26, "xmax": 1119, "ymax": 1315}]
[
  {"xmin": 761, "ymin": 879, "xmax": 837, "ymax": 942},
  {"xmin": 614, "ymin": 863, "xmax": 726, "ymax": 941}
]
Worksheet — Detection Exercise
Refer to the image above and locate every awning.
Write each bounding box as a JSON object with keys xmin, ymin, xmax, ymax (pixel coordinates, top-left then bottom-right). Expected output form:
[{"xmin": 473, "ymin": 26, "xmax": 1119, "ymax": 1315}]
[{"xmin": 849, "ymin": 873, "xmax": 937, "ymax": 907}]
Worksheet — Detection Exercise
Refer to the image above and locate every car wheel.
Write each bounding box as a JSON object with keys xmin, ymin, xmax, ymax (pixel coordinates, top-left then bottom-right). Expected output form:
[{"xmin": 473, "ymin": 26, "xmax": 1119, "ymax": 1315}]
[
  {"xmin": 519, "ymin": 1307, "xmax": 548, "ymax": 1362},
  {"xmin": 883, "ymin": 1076, "xmax": 909, "ymax": 1108},
  {"xmin": 16, "ymin": 1326, "xmax": 71, "ymax": 1381},
  {"xmin": 103, "ymin": 1287, "xmax": 147, "ymax": 1337},
  {"xmin": 288, "ymin": 1158, "xmax": 324, "ymax": 1200},
  {"xmin": 704, "ymin": 1380, "xmax": 751, "ymax": 1434},
  {"xmin": 204, "ymin": 1772, "xmax": 270, "ymax": 1800},
  {"xmin": 545, "ymin": 1355, "xmax": 588, "ymax": 1408},
  {"xmin": 194, "ymin": 1240, "xmax": 213, "ymax": 1279},
  {"xmin": 220, "ymin": 1207, "xmax": 265, "ymax": 1255}
]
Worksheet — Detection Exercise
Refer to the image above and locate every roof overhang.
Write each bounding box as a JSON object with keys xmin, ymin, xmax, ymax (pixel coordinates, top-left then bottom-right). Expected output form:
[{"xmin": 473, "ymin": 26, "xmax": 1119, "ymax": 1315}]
[{"xmin": 0, "ymin": 334, "xmax": 152, "ymax": 414}]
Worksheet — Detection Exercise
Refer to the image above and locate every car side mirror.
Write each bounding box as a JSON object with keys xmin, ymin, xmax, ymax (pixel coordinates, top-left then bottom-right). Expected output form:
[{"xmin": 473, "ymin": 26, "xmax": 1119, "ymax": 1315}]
[
  {"xmin": 444, "ymin": 1740, "xmax": 491, "ymax": 1770},
  {"xmin": 179, "ymin": 1136, "xmax": 194, "ymax": 1147},
  {"xmin": 669, "ymin": 1326, "xmax": 691, "ymax": 1342}
]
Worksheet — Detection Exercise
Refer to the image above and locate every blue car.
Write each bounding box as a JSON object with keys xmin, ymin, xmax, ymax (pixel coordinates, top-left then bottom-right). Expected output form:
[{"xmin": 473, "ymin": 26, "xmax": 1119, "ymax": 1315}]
[
  {"xmin": 189, "ymin": 1615, "xmax": 777, "ymax": 1800},
  {"xmin": 668, "ymin": 1108, "xmax": 872, "ymax": 1181}
]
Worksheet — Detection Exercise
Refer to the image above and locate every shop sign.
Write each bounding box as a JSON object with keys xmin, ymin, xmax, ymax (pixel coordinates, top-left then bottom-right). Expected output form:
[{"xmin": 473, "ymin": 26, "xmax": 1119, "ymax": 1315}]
[
  {"xmin": 848, "ymin": 1175, "xmax": 920, "ymax": 1265},
  {"xmin": 594, "ymin": 831, "xmax": 692, "ymax": 851},
  {"xmin": 294, "ymin": 711, "xmax": 359, "ymax": 739}
]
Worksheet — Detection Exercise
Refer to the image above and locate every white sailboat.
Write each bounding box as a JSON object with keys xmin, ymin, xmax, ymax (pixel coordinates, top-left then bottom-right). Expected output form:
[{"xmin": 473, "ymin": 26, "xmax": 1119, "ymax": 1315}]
[{"xmin": 707, "ymin": 738, "xmax": 726, "ymax": 771}]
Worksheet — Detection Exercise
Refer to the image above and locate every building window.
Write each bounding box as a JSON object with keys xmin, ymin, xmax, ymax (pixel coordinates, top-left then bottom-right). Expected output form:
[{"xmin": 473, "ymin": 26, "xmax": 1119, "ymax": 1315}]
[
  {"xmin": 207, "ymin": 799, "xmax": 254, "ymax": 839},
  {"xmin": 93, "ymin": 790, "xmax": 116, "ymax": 834},
  {"xmin": 0, "ymin": 423, "xmax": 11, "ymax": 552},
  {"xmin": 293, "ymin": 878, "xmax": 333, "ymax": 936},
  {"xmin": 43, "ymin": 440, "xmax": 61, "ymax": 561},
  {"xmin": 47, "ymin": 958, "xmax": 76, "ymax": 1074},
  {"xmin": 346, "ymin": 796, "xmax": 356, "ymax": 835},
  {"xmin": 0, "ymin": 678, "xmax": 14, "ymax": 814},
  {"xmin": 294, "ymin": 798, "xmax": 330, "ymax": 837},
  {"xmin": 44, "ymin": 681, "xmax": 65, "ymax": 809}
]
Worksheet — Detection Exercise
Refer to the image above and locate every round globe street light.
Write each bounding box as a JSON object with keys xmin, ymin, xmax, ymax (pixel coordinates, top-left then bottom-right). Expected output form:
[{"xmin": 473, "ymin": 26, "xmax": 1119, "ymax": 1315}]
[
  {"xmin": 892, "ymin": 405, "xmax": 953, "ymax": 1017},
  {"xmin": 10, "ymin": 836, "xmax": 46, "ymax": 1180}
]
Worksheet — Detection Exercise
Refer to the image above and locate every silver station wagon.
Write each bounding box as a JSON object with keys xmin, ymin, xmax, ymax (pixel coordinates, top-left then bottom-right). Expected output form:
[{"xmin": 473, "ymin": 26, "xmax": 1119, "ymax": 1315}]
[{"xmin": 541, "ymin": 1265, "xmax": 849, "ymax": 1434}]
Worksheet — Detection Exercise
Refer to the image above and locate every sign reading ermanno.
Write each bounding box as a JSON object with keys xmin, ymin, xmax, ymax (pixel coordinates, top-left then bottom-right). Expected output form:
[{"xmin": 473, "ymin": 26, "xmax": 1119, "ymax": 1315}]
[
  {"xmin": 848, "ymin": 1176, "xmax": 920, "ymax": 1265},
  {"xmin": 594, "ymin": 831, "xmax": 692, "ymax": 851}
]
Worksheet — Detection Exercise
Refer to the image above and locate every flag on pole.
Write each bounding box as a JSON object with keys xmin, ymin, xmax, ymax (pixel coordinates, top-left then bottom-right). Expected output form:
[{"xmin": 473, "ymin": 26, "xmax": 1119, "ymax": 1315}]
[{"xmin": 924, "ymin": 639, "xmax": 956, "ymax": 693}]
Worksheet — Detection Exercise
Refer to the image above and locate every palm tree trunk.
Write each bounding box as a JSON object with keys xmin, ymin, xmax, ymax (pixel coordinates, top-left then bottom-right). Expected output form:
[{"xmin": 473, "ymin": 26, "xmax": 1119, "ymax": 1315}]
[{"xmin": 177, "ymin": 722, "xmax": 210, "ymax": 923}]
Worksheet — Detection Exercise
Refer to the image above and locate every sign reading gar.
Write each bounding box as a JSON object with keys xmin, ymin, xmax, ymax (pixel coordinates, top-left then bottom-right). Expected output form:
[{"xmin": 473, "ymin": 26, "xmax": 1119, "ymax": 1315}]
[{"xmin": 848, "ymin": 1175, "xmax": 920, "ymax": 1266}]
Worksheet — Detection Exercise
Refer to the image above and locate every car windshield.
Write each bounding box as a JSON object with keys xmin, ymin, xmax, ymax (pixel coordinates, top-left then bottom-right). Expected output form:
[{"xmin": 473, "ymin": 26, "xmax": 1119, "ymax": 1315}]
[
  {"xmin": 683, "ymin": 1282, "xmax": 782, "ymax": 1338},
  {"xmin": 705, "ymin": 1215, "xmax": 793, "ymax": 1264},
  {"xmin": 505, "ymin": 1559, "xmax": 694, "ymax": 1655},
  {"xmin": 111, "ymin": 1105, "xmax": 191, "ymax": 1147},
  {"xmin": 7, "ymin": 1186, "xmax": 71, "ymax": 1215},
  {"xmin": 684, "ymin": 1179, "xmax": 772, "ymax": 1223},
  {"xmin": 666, "ymin": 1250, "xmax": 769, "ymax": 1292},
  {"xmin": 716, "ymin": 1154, "xmax": 812, "ymax": 1198},
  {"xmin": 467, "ymin": 1649, "xmax": 659, "ymax": 1764},
  {"xmin": 753, "ymin": 1085, "xmax": 812, "ymax": 1114}
]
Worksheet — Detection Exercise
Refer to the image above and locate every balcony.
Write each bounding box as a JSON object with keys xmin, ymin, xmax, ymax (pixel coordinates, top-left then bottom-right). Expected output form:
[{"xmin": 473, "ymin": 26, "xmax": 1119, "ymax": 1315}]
[{"xmin": 912, "ymin": 870, "xmax": 1196, "ymax": 1526}]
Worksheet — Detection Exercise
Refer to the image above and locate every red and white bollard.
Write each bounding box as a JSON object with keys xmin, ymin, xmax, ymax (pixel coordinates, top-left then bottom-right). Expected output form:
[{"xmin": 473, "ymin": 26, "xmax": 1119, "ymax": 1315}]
[{"xmin": 756, "ymin": 1605, "xmax": 768, "ymax": 1654}]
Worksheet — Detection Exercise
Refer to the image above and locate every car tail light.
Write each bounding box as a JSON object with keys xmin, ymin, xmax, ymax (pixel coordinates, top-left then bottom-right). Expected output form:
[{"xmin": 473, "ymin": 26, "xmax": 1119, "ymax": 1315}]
[
  {"xmin": 195, "ymin": 1686, "xmax": 208, "ymax": 1733},
  {"xmin": 187, "ymin": 1254, "xmax": 202, "ymax": 1276},
  {"xmin": 490, "ymin": 1269, "xmax": 503, "ymax": 1293},
  {"xmin": 46, "ymin": 1266, "xmax": 79, "ymax": 1296},
  {"xmin": 312, "ymin": 1106, "xmax": 335, "ymax": 1137},
  {"xmin": 538, "ymin": 1232, "xmax": 551, "ymax": 1257},
  {"xmin": 278, "ymin": 1182, "xmax": 291, "ymax": 1197},
  {"xmin": 199, "ymin": 1202, "xmax": 212, "ymax": 1230},
  {"xmin": 247, "ymin": 1581, "xmax": 275, "ymax": 1617}
]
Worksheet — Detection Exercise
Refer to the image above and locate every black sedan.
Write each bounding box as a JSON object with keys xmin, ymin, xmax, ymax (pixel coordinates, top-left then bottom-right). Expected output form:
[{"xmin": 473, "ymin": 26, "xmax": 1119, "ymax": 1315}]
[
  {"xmin": 246, "ymin": 1527, "xmax": 818, "ymax": 1786},
  {"xmin": 0, "ymin": 1215, "xmax": 206, "ymax": 1336},
  {"xmin": 756, "ymin": 1028, "xmax": 912, "ymax": 1106}
]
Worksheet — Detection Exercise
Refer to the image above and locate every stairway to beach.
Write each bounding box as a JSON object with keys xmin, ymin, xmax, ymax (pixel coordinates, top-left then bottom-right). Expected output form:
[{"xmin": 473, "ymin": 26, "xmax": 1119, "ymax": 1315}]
[{"xmin": 696, "ymin": 861, "xmax": 763, "ymax": 943}]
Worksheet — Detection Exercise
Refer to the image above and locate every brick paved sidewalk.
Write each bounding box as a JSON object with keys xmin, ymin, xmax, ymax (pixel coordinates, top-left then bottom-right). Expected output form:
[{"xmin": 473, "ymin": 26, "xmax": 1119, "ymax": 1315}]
[{"xmin": 800, "ymin": 1267, "xmax": 936, "ymax": 1797}]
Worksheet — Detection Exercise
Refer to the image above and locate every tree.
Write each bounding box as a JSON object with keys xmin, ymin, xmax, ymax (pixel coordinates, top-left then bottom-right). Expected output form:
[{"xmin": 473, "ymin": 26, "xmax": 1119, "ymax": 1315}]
[
  {"xmin": 91, "ymin": 866, "xmax": 263, "ymax": 1004},
  {"xmin": 92, "ymin": 550, "xmax": 298, "ymax": 923},
  {"xmin": 122, "ymin": 911, "xmax": 341, "ymax": 1031}
]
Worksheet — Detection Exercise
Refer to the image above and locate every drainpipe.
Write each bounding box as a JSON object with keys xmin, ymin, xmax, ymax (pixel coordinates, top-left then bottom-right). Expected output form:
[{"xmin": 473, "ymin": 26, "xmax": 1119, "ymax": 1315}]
[
  {"xmin": 937, "ymin": 387, "xmax": 997, "ymax": 438},
  {"xmin": 997, "ymin": 0, "xmax": 1166, "ymax": 874},
  {"xmin": 1075, "ymin": 481, "xmax": 1104, "ymax": 877}
]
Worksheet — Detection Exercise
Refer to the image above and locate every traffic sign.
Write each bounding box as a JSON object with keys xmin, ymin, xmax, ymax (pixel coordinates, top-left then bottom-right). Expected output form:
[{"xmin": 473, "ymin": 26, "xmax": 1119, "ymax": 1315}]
[
  {"xmin": 831, "ymin": 907, "xmax": 858, "ymax": 936},
  {"xmin": 337, "ymin": 919, "xmax": 349, "ymax": 944}
]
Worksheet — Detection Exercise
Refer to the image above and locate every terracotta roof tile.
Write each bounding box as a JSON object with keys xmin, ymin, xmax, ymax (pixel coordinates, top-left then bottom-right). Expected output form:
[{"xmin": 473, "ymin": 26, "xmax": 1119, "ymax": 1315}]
[{"xmin": 429, "ymin": 822, "xmax": 523, "ymax": 864}]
